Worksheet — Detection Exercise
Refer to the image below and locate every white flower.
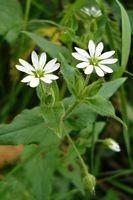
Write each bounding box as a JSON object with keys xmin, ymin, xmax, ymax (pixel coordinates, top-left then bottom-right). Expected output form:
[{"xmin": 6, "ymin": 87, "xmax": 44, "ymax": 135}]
[
  {"xmin": 72, "ymin": 40, "xmax": 118, "ymax": 77},
  {"xmin": 104, "ymin": 138, "xmax": 121, "ymax": 152},
  {"xmin": 16, "ymin": 51, "xmax": 60, "ymax": 88},
  {"xmin": 81, "ymin": 6, "xmax": 102, "ymax": 18}
]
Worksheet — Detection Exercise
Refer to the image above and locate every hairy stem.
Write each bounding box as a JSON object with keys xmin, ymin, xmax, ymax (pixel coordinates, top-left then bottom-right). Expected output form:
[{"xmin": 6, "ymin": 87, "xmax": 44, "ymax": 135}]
[
  {"xmin": 63, "ymin": 100, "xmax": 79, "ymax": 120},
  {"xmin": 91, "ymin": 123, "xmax": 95, "ymax": 173},
  {"xmin": 66, "ymin": 132, "xmax": 88, "ymax": 175}
]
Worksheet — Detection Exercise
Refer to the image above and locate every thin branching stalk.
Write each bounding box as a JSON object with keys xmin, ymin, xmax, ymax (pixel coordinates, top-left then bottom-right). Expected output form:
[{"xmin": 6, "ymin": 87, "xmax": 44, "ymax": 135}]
[{"xmin": 66, "ymin": 132, "xmax": 89, "ymax": 175}]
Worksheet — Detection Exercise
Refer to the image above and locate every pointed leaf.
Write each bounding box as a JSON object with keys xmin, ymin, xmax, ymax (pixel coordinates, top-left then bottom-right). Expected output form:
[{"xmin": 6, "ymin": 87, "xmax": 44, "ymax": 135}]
[
  {"xmin": 97, "ymin": 78, "xmax": 126, "ymax": 98},
  {"xmin": 0, "ymin": 107, "xmax": 59, "ymax": 145}
]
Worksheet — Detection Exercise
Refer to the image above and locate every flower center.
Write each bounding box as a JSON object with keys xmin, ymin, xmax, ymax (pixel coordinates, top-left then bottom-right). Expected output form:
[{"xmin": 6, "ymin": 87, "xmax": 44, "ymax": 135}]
[
  {"xmin": 33, "ymin": 70, "xmax": 45, "ymax": 78},
  {"xmin": 89, "ymin": 57, "xmax": 99, "ymax": 66}
]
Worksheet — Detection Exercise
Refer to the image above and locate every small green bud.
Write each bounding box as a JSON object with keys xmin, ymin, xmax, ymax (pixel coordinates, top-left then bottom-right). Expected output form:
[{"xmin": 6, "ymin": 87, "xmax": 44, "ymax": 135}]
[{"xmin": 83, "ymin": 173, "xmax": 96, "ymax": 194}]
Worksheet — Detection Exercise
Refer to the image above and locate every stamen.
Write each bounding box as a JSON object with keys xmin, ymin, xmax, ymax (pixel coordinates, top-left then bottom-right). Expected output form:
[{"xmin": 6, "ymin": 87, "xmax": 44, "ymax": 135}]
[
  {"xmin": 89, "ymin": 57, "xmax": 99, "ymax": 66},
  {"xmin": 33, "ymin": 70, "xmax": 44, "ymax": 78}
]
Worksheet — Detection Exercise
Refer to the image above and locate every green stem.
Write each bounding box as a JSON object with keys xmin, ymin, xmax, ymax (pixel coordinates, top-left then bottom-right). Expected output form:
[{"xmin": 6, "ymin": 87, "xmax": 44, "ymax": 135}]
[
  {"xmin": 59, "ymin": 82, "xmax": 67, "ymax": 99},
  {"xmin": 66, "ymin": 132, "xmax": 88, "ymax": 175},
  {"xmin": 106, "ymin": 169, "xmax": 133, "ymax": 181},
  {"xmin": 40, "ymin": 81, "xmax": 46, "ymax": 95},
  {"xmin": 85, "ymin": 74, "xmax": 90, "ymax": 86},
  {"xmin": 63, "ymin": 73, "xmax": 91, "ymax": 121},
  {"xmin": 125, "ymin": 70, "xmax": 133, "ymax": 77},
  {"xmin": 63, "ymin": 76, "xmax": 91, "ymax": 121},
  {"xmin": 39, "ymin": 81, "xmax": 51, "ymax": 105},
  {"xmin": 24, "ymin": 0, "xmax": 32, "ymax": 29},
  {"xmin": 17, "ymin": 0, "xmax": 32, "ymax": 57},
  {"xmin": 36, "ymin": 81, "xmax": 45, "ymax": 103},
  {"xmin": 107, "ymin": 180, "xmax": 133, "ymax": 195},
  {"xmin": 90, "ymin": 123, "xmax": 95, "ymax": 173},
  {"xmin": 63, "ymin": 100, "xmax": 79, "ymax": 120}
]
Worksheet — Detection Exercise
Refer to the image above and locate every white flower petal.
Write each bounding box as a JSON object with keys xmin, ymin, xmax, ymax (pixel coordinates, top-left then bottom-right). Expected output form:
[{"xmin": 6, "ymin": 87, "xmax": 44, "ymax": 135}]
[
  {"xmin": 93, "ymin": 10, "xmax": 102, "ymax": 17},
  {"xmin": 74, "ymin": 47, "xmax": 90, "ymax": 58},
  {"xmin": 16, "ymin": 65, "xmax": 33, "ymax": 75},
  {"xmin": 109, "ymin": 143, "xmax": 120, "ymax": 152},
  {"xmin": 91, "ymin": 6, "xmax": 97, "ymax": 12},
  {"xmin": 94, "ymin": 66, "xmax": 104, "ymax": 77},
  {"xmin": 99, "ymin": 58, "xmax": 118, "ymax": 65},
  {"xmin": 72, "ymin": 53, "xmax": 88, "ymax": 62},
  {"xmin": 99, "ymin": 51, "xmax": 115, "ymax": 60},
  {"xmin": 76, "ymin": 62, "xmax": 89, "ymax": 68},
  {"xmin": 39, "ymin": 52, "xmax": 47, "ymax": 69},
  {"xmin": 99, "ymin": 64, "xmax": 113, "ymax": 73},
  {"xmin": 21, "ymin": 75, "xmax": 35, "ymax": 83},
  {"xmin": 108, "ymin": 139, "xmax": 121, "ymax": 152},
  {"xmin": 31, "ymin": 51, "xmax": 39, "ymax": 69},
  {"xmin": 45, "ymin": 74, "xmax": 59, "ymax": 80},
  {"xmin": 41, "ymin": 77, "xmax": 52, "ymax": 84},
  {"xmin": 105, "ymin": 138, "xmax": 121, "ymax": 152},
  {"xmin": 88, "ymin": 40, "xmax": 95, "ymax": 57},
  {"xmin": 19, "ymin": 59, "xmax": 34, "ymax": 71},
  {"xmin": 84, "ymin": 65, "xmax": 93, "ymax": 74},
  {"xmin": 44, "ymin": 63, "xmax": 60, "ymax": 74},
  {"xmin": 81, "ymin": 7, "xmax": 91, "ymax": 16},
  {"xmin": 95, "ymin": 42, "xmax": 104, "ymax": 57},
  {"xmin": 29, "ymin": 77, "xmax": 40, "ymax": 88},
  {"xmin": 44, "ymin": 58, "xmax": 57, "ymax": 72}
]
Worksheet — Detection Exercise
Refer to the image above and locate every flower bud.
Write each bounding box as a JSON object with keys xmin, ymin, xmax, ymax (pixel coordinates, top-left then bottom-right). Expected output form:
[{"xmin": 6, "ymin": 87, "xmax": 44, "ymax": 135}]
[
  {"xmin": 83, "ymin": 173, "xmax": 96, "ymax": 194},
  {"xmin": 104, "ymin": 138, "xmax": 121, "ymax": 152}
]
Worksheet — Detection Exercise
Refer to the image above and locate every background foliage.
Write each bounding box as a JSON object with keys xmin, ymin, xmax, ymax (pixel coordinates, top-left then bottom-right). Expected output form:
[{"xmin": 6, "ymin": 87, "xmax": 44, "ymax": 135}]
[{"xmin": 0, "ymin": 0, "xmax": 132, "ymax": 199}]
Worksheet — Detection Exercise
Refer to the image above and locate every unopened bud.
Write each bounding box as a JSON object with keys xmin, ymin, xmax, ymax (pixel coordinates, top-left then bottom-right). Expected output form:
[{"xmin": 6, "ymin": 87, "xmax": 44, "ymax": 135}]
[
  {"xmin": 83, "ymin": 173, "xmax": 96, "ymax": 194},
  {"xmin": 104, "ymin": 138, "xmax": 121, "ymax": 152}
]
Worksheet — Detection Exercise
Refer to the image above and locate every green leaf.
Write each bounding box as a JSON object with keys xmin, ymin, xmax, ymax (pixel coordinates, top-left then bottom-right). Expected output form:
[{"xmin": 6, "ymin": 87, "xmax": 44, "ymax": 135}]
[
  {"xmin": 59, "ymin": 53, "xmax": 84, "ymax": 96},
  {"xmin": 86, "ymin": 96, "xmax": 115, "ymax": 116},
  {"xmin": 51, "ymin": 82, "xmax": 60, "ymax": 103},
  {"xmin": 85, "ymin": 96, "xmax": 126, "ymax": 128},
  {"xmin": 116, "ymin": 0, "xmax": 131, "ymax": 68},
  {"xmin": 127, "ymin": 10, "xmax": 133, "ymax": 34},
  {"xmin": 116, "ymin": 0, "xmax": 131, "ymax": 164},
  {"xmin": 23, "ymin": 146, "xmax": 59, "ymax": 200},
  {"xmin": 77, "ymin": 122, "xmax": 105, "ymax": 149},
  {"xmin": 29, "ymin": 19, "xmax": 62, "ymax": 29},
  {"xmin": 0, "ymin": 107, "xmax": 59, "ymax": 145},
  {"xmin": 41, "ymin": 102, "xmax": 65, "ymax": 138},
  {"xmin": 60, "ymin": 0, "xmax": 86, "ymax": 30},
  {"xmin": 0, "ymin": 0, "xmax": 23, "ymax": 42},
  {"xmin": 69, "ymin": 104, "xmax": 97, "ymax": 129},
  {"xmin": 59, "ymin": 54, "xmax": 77, "ymax": 95},
  {"xmin": 23, "ymin": 31, "xmax": 71, "ymax": 61},
  {"xmin": 36, "ymin": 82, "xmax": 60, "ymax": 106},
  {"xmin": 97, "ymin": 78, "xmax": 126, "ymax": 99},
  {"xmin": 59, "ymin": 145, "xmax": 84, "ymax": 194},
  {"xmin": 63, "ymin": 97, "xmax": 97, "ymax": 130},
  {"xmin": 84, "ymin": 79, "xmax": 103, "ymax": 98},
  {"xmin": 0, "ymin": 176, "xmax": 29, "ymax": 200}
]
